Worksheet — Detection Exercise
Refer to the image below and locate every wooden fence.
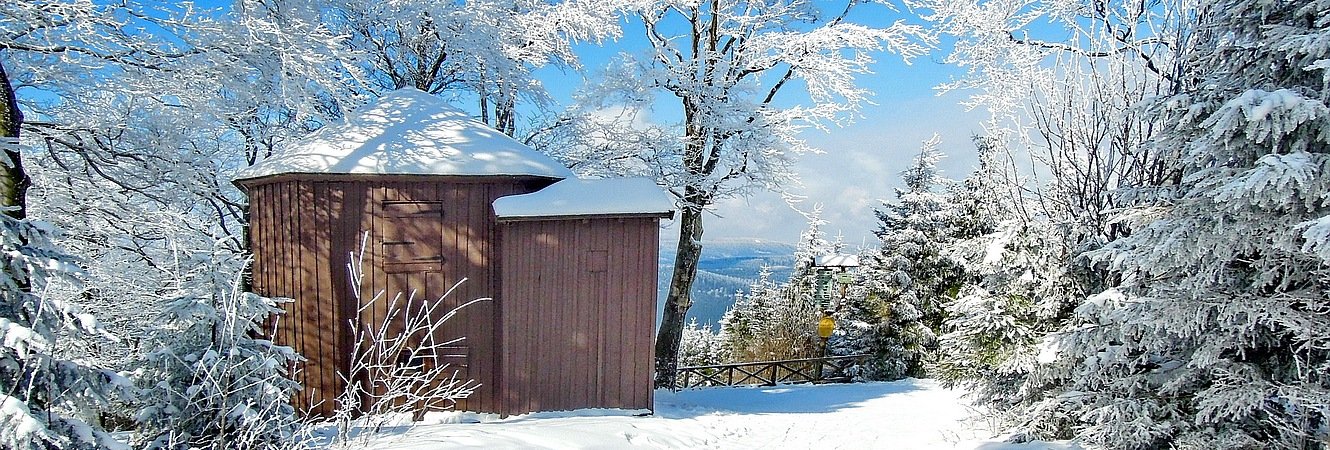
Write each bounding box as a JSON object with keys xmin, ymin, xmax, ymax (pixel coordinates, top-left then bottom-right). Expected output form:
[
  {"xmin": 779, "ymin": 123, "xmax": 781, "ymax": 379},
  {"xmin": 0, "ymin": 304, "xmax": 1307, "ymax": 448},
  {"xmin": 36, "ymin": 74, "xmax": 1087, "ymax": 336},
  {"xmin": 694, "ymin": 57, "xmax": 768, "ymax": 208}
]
[{"xmin": 672, "ymin": 354, "xmax": 871, "ymax": 390}]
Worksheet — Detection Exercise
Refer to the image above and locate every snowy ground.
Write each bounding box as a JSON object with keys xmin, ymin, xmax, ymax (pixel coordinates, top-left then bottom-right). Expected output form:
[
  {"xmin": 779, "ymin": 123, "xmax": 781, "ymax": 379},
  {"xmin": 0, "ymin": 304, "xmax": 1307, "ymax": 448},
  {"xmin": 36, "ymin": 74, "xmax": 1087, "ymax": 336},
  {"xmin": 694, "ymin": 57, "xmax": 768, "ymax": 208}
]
[{"xmin": 331, "ymin": 379, "xmax": 1080, "ymax": 449}]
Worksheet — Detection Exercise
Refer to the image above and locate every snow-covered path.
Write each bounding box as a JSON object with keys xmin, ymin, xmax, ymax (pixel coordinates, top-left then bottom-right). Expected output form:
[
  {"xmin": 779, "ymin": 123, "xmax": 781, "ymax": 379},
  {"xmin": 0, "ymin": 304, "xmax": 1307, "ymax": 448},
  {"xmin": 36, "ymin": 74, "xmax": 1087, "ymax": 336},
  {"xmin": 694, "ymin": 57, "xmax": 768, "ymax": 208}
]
[{"xmin": 344, "ymin": 379, "xmax": 1076, "ymax": 449}]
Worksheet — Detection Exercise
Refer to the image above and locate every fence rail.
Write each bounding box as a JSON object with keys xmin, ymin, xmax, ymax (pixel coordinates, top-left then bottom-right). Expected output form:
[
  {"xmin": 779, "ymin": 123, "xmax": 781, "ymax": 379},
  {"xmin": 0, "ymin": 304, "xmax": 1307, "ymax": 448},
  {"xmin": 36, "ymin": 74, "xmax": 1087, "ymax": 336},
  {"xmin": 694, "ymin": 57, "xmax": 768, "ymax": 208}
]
[{"xmin": 672, "ymin": 354, "xmax": 871, "ymax": 390}]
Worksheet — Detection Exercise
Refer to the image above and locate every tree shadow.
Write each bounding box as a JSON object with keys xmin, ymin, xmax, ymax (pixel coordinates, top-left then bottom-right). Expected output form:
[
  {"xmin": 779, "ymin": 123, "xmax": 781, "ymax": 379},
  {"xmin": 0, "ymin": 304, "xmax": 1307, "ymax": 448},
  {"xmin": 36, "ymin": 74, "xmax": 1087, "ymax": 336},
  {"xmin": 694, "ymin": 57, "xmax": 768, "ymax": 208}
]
[{"xmin": 653, "ymin": 378, "xmax": 936, "ymax": 418}]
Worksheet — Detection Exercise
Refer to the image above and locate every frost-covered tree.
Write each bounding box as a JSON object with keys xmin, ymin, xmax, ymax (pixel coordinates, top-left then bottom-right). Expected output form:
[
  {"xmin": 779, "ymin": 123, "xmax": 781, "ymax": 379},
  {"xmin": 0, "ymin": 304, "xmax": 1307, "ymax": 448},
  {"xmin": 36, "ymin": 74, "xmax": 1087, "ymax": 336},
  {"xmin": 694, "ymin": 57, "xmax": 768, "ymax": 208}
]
[
  {"xmin": 1029, "ymin": 1, "xmax": 1330, "ymax": 447},
  {"xmin": 786, "ymin": 206, "xmax": 838, "ymax": 310},
  {"xmin": 572, "ymin": 0, "xmax": 930, "ymax": 386},
  {"xmin": 935, "ymin": 219, "xmax": 1077, "ymax": 417},
  {"xmin": 904, "ymin": 0, "xmax": 1203, "ymax": 328},
  {"xmin": 905, "ymin": 0, "xmax": 1195, "ymax": 239},
  {"xmin": 322, "ymin": 0, "xmax": 621, "ymax": 136},
  {"xmin": 132, "ymin": 247, "xmax": 301, "ymax": 450},
  {"xmin": 8, "ymin": 0, "xmax": 344, "ymax": 372},
  {"xmin": 721, "ymin": 267, "xmax": 820, "ymax": 363},
  {"xmin": 867, "ymin": 135, "xmax": 961, "ymax": 339},
  {"xmin": 677, "ymin": 318, "xmax": 727, "ymax": 368},
  {"xmin": 721, "ymin": 209, "xmax": 842, "ymax": 364},
  {"xmin": 831, "ymin": 137, "xmax": 962, "ymax": 380},
  {"xmin": 0, "ymin": 215, "xmax": 124, "ymax": 449},
  {"xmin": 904, "ymin": 1, "xmax": 1209, "ymax": 438},
  {"xmin": 934, "ymin": 136, "xmax": 1047, "ymax": 405}
]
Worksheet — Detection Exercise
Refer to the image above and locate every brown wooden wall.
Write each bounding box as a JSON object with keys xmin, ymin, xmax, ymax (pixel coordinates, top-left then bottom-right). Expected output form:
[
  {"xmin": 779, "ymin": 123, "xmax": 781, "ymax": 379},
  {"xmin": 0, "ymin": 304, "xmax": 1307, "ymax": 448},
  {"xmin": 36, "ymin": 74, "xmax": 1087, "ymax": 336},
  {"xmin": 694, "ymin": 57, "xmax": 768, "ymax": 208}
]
[
  {"xmin": 246, "ymin": 175, "xmax": 549, "ymax": 416},
  {"xmin": 497, "ymin": 217, "xmax": 660, "ymax": 416}
]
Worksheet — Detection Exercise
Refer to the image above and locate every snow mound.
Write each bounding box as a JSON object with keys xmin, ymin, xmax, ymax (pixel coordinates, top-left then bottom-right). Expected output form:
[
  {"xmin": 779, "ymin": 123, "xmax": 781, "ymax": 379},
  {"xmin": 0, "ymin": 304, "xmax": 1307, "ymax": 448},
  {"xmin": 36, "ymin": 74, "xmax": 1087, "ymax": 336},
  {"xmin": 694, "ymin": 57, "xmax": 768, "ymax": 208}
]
[
  {"xmin": 493, "ymin": 177, "xmax": 674, "ymax": 219},
  {"xmin": 235, "ymin": 88, "xmax": 573, "ymax": 181}
]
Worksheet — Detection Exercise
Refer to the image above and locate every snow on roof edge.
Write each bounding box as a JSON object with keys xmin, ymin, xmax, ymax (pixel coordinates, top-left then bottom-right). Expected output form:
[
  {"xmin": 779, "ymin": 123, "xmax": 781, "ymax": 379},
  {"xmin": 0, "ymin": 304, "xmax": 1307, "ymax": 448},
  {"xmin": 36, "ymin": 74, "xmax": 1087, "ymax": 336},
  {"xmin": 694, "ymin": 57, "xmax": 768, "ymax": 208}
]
[
  {"xmin": 493, "ymin": 178, "xmax": 675, "ymax": 220},
  {"xmin": 814, "ymin": 253, "xmax": 860, "ymax": 268}
]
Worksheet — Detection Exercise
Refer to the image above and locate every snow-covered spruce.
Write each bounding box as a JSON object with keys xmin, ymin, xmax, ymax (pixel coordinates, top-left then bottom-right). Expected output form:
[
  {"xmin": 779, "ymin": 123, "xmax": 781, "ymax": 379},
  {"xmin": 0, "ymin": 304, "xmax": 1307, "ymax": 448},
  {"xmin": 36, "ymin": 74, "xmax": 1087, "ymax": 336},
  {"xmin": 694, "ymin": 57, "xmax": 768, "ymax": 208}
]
[
  {"xmin": 849, "ymin": 135, "xmax": 963, "ymax": 380},
  {"xmin": 722, "ymin": 209, "xmax": 839, "ymax": 366},
  {"xmin": 131, "ymin": 249, "xmax": 302, "ymax": 450},
  {"xmin": 1033, "ymin": 1, "xmax": 1330, "ymax": 448},
  {"xmin": 0, "ymin": 215, "xmax": 126, "ymax": 450},
  {"xmin": 721, "ymin": 267, "xmax": 820, "ymax": 364},
  {"xmin": 677, "ymin": 318, "xmax": 728, "ymax": 370}
]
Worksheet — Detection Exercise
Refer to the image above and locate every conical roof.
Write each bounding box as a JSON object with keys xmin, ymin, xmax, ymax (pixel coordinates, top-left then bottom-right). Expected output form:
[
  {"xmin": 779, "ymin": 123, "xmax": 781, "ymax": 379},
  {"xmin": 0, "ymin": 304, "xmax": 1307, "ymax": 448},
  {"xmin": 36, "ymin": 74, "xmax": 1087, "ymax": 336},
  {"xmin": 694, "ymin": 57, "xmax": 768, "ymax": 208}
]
[{"xmin": 235, "ymin": 88, "xmax": 573, "ymax": 182}]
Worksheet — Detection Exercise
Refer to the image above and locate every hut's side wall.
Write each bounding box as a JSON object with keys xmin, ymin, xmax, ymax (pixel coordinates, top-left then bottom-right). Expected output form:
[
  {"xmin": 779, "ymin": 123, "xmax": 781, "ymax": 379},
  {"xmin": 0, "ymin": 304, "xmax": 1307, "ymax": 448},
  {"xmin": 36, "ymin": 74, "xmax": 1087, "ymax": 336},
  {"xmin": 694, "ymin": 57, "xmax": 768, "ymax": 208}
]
[
  {"xmin": 498, "ymin": 217, "xmax": 660, "ymax": 416},
  {"xmin": 248, "ymin": 176, "xmax": 546, "ymax": 416},
  {"xmin": 249, "ymin": 179, "xmax": 352, "ymax": 416}
]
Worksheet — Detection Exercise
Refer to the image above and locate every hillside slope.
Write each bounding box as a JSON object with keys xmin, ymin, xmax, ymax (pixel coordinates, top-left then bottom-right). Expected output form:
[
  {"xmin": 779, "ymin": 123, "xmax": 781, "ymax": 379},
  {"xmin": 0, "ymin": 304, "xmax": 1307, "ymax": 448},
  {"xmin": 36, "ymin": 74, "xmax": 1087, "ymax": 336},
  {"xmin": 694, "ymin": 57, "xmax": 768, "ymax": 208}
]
[{"xmin": 656, "ymin": 239, "xmax": 797, "ymax": 327}]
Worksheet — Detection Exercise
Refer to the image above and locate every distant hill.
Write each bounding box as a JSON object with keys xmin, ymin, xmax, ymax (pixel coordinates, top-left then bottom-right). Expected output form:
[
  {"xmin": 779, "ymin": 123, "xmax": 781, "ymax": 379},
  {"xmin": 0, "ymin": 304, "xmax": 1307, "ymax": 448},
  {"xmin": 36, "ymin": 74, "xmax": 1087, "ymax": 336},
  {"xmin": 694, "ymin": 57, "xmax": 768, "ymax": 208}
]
[{"xmin": 656, "ymin": 239, "xmax": 797, "ymax": 328}]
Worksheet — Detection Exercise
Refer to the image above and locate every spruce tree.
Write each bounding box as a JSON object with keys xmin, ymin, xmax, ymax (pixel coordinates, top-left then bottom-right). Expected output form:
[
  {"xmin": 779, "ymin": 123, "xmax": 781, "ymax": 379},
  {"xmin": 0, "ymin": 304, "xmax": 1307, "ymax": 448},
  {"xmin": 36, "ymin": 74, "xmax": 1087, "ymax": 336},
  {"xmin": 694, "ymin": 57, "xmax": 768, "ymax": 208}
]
[
  {"xmin": 1032, "ymin": 1, "xmax": 1330, "ymax": 447},
  {"xmin": 133, "ymin": 250, "xmax": 301, "ymax": 450},
  {"xmin": 0, "ymin": 215, "xmax": 123, "ymax": 449},
  {"xmin": 855, "ymin": 136, "xmax": 964, "ymax": 379}
]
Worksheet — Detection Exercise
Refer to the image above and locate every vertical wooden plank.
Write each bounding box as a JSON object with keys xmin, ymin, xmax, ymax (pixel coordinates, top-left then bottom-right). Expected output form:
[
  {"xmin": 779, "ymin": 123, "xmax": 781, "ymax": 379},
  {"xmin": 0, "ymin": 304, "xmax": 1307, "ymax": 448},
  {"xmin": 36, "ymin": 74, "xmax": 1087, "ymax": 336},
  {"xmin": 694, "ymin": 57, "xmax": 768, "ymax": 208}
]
[
  {"xmin": 572, "ymin": 220, "xmax": 587, "ymax": 411},
  {"xmin": 545, "ymin": 221, "xmax": 561, "ymax": 411},
  {"xmin": 523, "ymin": 223, "xmax": 536, "ymax": 414},
  {"xmin": 522, "ymin": 222, "xmax": 535, "ymax": 414},
  {"xmin": 490, "ymin": 184, "xmax": 505, "ymax": 415},
  {"xmin": 346, "ymin": 181, "xmax": 369, "ymax": 414},
  {"xmin": 340, "ymin": 181, "xmax": 361, "ymax": 412},
  {"xmin": 294, "ymin": 181, "xmax": 311, "ymax": 407},
  {"xmin": 505, "ymin": 223, "xmax": 519, "ymax": 415},
  {"xmin": 606, "ymin": 220, "xmax": 625, "ymax": 407},
  {"xmin": 468, "ymin": 182, "xmax": 486, "ymax": 413},
  {"xmin": 277, "ymin": 182, "xmax": 296, "ymax": 395},
  {"xmin": 294, "ymin": 181, "xmax": 313, "ymax": 411},
  {"xmin": 310, "ymin": 181, "xmax": 329, "ymax": 414},
  {"xmin": 590, "ymin": 220, "xmax": 606, "ymax": 407},
  {"xmin": 644, "ymin": 219, "xmax": 659, "ymax": 409}
]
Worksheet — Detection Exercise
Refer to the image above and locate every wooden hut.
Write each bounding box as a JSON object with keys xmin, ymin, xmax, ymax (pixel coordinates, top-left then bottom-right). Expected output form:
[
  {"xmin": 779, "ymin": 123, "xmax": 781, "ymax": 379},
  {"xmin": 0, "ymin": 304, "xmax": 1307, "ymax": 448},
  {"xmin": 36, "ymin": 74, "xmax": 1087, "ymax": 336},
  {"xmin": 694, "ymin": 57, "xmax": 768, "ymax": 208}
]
[
  {"xmin": 234, "ymin": 89, "xmax": 672, "ymax": 417},
  {"xmin": 493, "ymin": 178, "xmax": 673, "ymax": 413}
]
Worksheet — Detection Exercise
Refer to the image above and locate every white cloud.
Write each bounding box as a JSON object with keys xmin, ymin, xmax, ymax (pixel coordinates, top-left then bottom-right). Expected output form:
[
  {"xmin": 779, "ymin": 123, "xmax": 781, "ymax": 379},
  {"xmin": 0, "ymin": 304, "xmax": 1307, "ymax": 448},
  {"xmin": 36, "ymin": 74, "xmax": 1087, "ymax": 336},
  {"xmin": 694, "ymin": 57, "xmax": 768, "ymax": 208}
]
[{"xmin": 701, "ymin": 94, "xmax": 989, "ymax": 245}]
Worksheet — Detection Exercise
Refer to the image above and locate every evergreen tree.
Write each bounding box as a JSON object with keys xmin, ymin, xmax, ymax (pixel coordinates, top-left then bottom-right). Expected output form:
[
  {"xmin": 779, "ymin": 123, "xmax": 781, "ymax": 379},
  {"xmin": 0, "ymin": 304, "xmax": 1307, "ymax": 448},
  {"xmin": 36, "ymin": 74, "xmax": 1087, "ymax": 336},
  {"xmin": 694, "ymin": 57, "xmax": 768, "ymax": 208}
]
[
  {"xmin": 787, "ymin": 207, "xmax": 837, "ymax": 311},
  {"xmin": 853, "ymin": 136, "xmax": 964, "ymax": 378},
  {"xmin": 721, "ymin": 211, "xmax": 836, "ymax": 363},
  {"xmin": 0, "ymin": 215, "xmax": 124, "ymax": 450},
  {"xmin": 1030, "ymin": 1, "xmax": 1330, "ymax": 447},
  {"xmin": 720, "ymin": 267, "xmax": 819, "ymax": 362},
  {"xmin": 936, "ymin": 136, "xmax": 1032, "ymax": 396},
  {"xmin": 132, "ymin": 248, "xmax": 301, "ymax": 450},
  {"xmin": 677, "ymin": 318, "xmax": 728, "ymax": 368},
  {"xmin": 872, "ymin": 135, "xmax": 962, "ymax": 334}
]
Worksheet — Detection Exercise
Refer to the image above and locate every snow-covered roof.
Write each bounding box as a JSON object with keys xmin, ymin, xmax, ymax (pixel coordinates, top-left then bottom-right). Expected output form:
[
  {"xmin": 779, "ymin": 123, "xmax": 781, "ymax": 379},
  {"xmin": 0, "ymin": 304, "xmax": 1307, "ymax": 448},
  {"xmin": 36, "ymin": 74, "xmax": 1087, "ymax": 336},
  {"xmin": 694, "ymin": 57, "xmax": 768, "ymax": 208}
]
[
  {"xmin": 814, "ymin": 253, "xmax": 860, "ymax": 268},
  {"xmin": 234, "ymin": 88, "xmax": 573, "ymax": 182},
  {"xmin": 493, "ymin": 178, "xmax": 675, "ymax": 220}
]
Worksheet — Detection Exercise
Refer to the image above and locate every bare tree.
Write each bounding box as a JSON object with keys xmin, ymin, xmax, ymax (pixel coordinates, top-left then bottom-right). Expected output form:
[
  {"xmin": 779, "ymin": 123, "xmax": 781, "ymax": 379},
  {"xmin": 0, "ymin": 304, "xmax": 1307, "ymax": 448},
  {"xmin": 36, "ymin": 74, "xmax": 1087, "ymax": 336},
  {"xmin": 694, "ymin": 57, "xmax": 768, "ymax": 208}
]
[{"xmin": 326, "ymin": 238, "xmax": 479, "ymax": 448}]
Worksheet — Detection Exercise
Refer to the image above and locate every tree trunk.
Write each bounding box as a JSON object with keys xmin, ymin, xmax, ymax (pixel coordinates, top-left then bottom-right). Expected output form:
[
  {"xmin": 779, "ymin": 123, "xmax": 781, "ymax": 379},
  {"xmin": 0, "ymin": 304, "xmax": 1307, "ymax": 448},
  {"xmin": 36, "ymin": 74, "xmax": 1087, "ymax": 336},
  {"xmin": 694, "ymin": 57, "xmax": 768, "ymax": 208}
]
[
  {"xmin": 653, "ymin": 201, "xmax": 704, "ymax": 388},
  {"xmin": 0, "ymin": 62, "xmax": 27, "ymax": 219}
]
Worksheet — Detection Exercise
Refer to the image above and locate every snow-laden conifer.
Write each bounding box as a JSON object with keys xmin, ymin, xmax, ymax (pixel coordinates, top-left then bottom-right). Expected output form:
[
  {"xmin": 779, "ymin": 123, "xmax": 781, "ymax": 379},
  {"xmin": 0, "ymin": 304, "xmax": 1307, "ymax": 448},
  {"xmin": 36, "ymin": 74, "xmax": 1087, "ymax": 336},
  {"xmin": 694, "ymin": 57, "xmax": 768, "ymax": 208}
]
[
  {"xmin": 0, "ymin": 215, "xmax": 125, "ymax": 450},
  {"xmin": 132, "ymin": 248, "xmax": 302, "ymax": 450},
  {"xmin": 852, "ymin": 136, "xmax": 962, "ymax": 379},
  {"xmin": 678, "ymin": 319, "xmax": 727, "ymax": 369},
  {"xmin": 1031, "ymin": 1, "xmax": 1330, "ymax": 447},
  {"xmin": 721, "ymin": 267, "xmax": 819, "ymax": 363}
]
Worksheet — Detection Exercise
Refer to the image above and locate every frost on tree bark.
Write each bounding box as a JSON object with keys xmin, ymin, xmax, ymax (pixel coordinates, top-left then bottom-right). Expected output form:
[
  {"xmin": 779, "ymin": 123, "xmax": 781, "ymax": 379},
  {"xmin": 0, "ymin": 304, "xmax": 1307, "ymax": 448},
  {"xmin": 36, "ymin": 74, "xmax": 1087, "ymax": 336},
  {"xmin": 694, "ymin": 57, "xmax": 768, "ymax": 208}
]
[
  {"xmin": 656, "ymin": 195, "xmax": 704, "ymax": 387},
  {"xmin": 0, "ymin": 63, "xmax": 27, "ymax": 219}
]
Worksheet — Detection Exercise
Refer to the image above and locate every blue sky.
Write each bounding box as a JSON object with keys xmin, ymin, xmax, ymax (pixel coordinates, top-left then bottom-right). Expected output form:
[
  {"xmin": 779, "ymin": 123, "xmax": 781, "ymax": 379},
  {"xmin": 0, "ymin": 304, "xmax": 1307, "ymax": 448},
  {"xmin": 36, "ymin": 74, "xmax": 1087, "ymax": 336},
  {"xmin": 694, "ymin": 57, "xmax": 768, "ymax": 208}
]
[{"xmin": 536, "ymin": 4, "xmax": 990, "ymax": 247}]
